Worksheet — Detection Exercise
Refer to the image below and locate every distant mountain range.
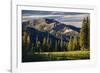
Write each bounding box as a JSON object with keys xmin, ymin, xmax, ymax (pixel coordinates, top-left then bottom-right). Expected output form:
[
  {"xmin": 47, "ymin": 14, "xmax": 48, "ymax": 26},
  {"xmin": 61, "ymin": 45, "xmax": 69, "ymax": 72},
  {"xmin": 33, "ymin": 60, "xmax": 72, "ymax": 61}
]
[{"xmin": 22, "ymin": 18, "xmax": 80, "ymax": 42}]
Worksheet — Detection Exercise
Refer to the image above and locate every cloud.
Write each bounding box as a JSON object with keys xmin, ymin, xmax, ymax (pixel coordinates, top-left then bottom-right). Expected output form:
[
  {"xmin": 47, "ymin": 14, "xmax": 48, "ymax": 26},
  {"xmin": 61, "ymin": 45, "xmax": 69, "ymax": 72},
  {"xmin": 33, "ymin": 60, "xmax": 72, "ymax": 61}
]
[
  {"xmin": 63, "ymin": 14, "xmax": 89, "ymax": 19},
  {"xmin": 22, "ymin": 11, "xmax": 90, "ymax": 28},
  {"xmin": 22, "ymin": 15, "xmax": 63, "ymax": 19},
  {"xmin": 63, "ymin": 22, "xmax": 82, "ymax": 27},
  {"xmin": 22, "ymin": 10, "xmax": 89, "ymax": 16}
]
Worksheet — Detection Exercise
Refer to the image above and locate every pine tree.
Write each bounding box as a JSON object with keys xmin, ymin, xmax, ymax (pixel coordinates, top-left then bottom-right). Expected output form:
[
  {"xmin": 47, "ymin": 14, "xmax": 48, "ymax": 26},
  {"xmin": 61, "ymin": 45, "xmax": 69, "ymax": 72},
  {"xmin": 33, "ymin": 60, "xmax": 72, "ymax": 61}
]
[
  {"xmin": 61, "ymin": 35, "xmax": 63, "ymax": 50},
  {"xmin": 32, "ymin": 43, "xmax": 35, "ymax": 52},
  {"xmin": 80, "ymin": 17, "xmax": 90, "ymax": 50},
  {"xmin": 47, "ymin": 33, "xmax": 49, "ymax": 51},
  {"xmin": 73, "ymin": 36, "xmax": 79, "ymax": 51},
  {"xmin": 57, "ymin": 40, "xmax": 60, "ymax": 51},
  {"xmin": 49, "ymin": 39, "xmax": 52, "ymax": 51},
  {"xmin": 65, "ymin": 41, "xmax": 68, "ymax": 51},
  {"xmin": 68, "ymin": 36, "xmax": 73, "ymax": 51},
  {"xmin": 36, "ymin": 35, "xmax": 38, "ymax": 48},
  {"xmin": 37, "ymin": 41, "xmax": 41, "ymax": 52},
  {"xmin": 43, "ymin": 37, "xmax": 47, "ymax": 51},
  {"xmin": 22, "ymin": 32, "xmax": 30, "ymax": 56},
  {"xmin": 55, "ymin": 40, "xmax": 57, "ymax": 51},
  {"xmin": 63, "ymin": 41, "xmax": 67, "ymax": 51}
]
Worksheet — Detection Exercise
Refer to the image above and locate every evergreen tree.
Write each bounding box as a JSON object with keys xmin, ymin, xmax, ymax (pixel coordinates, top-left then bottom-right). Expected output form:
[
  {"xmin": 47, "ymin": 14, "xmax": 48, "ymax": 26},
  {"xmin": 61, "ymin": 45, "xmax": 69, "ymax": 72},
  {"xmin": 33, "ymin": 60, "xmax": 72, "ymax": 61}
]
[
  {"xmin": 68, "ymin": 36, "xmax": 73, "ymax": 51},
  {"xmin": 60, "ymin": 35, "xmax": 63, "ymax": 50},
  {"xmin": 47, "ymin": 33, "xmax": 49, "ymax": 51},
  {"xmin": 57, "ymin": 40, "xmax": 60, "ymax": 51},
  {"xmin": 32, "ymin": 43, "xmax": 35, "ymax": 52},
  {"xmin": 49, "ymin": 39, "xmax": 52, "ymax": 51},
  {"xmin": 63, "ymin": 41, "xmax": 67, "ymax": 51},
  {"xmin": 43, "ymin": 37, "xmax": 47, "ymax": 51},
  {"xmin": 36, "ymin": 35, "xmax": 38, "ymax": 48},
  {"xmin": 80, "ymin": 17, "xmax": 90, "ymax": 50},
  {"xmin": 22, "ymin": 32, "xmax": 30, "ymax": 56},
  {"xmin": 73, "ymin": 36, "xmax": 79, "ymax": 51},
  {"xmin": 55, "ymin": 40, "xmax": 58, "ymax": 51},
  {"xmin": 37, "ymin": 41, "xmax": 41, "ymax": 52}
]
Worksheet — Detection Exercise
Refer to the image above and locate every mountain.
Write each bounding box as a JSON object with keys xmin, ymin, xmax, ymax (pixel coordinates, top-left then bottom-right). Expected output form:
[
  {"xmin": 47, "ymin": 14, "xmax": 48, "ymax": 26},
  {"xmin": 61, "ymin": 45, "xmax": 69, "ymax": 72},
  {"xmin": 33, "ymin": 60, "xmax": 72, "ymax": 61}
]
[
  {"xmin": 26, "ymin": 27, "xmax": 61, "ymax": 41},
  {"xmin": 53, "ymin": 24, "xmax": 80, "ymax": 32},
  {"xmin": 22, "ymin": 18, "xmax": 80, "ymax": 42},
  {"xmin": 45, "ymin": 18, "xmax": 60, "ymax": 24}
]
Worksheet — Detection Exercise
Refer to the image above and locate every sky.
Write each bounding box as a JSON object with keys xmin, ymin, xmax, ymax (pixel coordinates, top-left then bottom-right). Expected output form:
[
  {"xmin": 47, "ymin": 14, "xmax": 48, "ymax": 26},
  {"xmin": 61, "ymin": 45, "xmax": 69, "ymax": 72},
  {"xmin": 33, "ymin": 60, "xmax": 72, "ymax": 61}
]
[{"xmin": 22, "ymin": 10, "xmax": 89, "ymax": 27}]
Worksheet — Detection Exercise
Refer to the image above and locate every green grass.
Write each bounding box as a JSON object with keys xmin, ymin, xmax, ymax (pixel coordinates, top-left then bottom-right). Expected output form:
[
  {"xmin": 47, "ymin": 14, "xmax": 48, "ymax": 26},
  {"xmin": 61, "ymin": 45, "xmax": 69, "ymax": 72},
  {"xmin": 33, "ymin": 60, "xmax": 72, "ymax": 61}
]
[
  {"xmin": 34, "ymin": 51, "xmax": 90, "ymax": 60},
  {"xmin": 23, "ymin": 51, "xmax": 90, "ymax": 62},
  {"xmin": 52, "ymin": 51, "xmax": 89, "ymax": 59}
]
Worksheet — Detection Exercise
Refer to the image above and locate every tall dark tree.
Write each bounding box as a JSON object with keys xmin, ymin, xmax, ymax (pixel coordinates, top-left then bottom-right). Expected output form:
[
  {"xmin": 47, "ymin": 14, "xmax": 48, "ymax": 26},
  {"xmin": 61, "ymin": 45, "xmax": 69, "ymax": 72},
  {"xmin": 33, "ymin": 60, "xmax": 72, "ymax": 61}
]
[
  {"xmin": 22, "ymin": 32, "xmax": 30, "ymax": 57},
  {"xmin": 49, "ymin": 39, "xmax": 52, "ymax": 51},
  {"xmin": 55, "ymin": 40, "xmax": 58, "ymax": 51},
  {"xmin": 47, "ymin": 33, "xmax": 50, "ymax": 51},
  {"xmin": 63, "ymin": 41, "xmax": 67, "ymax": 51},
  {"xmin": 80, "ymin": 17, "xmax": 90, "ymax": 50},
  {"xmin": 68, "ymin": 36, "xmax": 73, "ymax": 51},
  {"xmin": 37, "ymin": 41, "xmax": 41, "ymax": 52},
  {"xmin": 73, "ymin": 36, "xmax": 80, "ymax": 51},
  {"xmin": 43, "ymin": 37, "xmax": 47, "ymax": 51}
]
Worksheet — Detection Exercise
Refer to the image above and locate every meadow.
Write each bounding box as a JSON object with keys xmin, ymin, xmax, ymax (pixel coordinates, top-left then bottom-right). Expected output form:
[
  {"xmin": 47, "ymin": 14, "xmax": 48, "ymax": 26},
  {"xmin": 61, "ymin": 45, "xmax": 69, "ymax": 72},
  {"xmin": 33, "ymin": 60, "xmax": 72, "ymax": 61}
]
[{"xmin": 22, "ymin": 51, "xmax": 90, "ymax": 62}]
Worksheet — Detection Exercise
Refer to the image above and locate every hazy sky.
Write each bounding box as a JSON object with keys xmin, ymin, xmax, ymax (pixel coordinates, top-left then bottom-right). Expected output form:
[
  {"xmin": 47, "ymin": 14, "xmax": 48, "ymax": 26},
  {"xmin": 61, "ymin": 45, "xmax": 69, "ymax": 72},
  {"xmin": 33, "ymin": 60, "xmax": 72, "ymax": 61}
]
[{"xmin": 22, "ymin": 10, "xmax": 89, "ymax": 27}]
